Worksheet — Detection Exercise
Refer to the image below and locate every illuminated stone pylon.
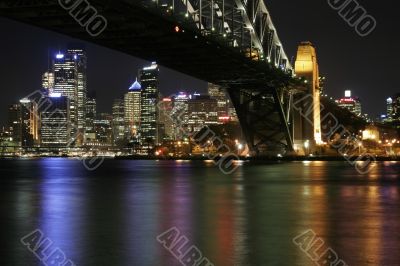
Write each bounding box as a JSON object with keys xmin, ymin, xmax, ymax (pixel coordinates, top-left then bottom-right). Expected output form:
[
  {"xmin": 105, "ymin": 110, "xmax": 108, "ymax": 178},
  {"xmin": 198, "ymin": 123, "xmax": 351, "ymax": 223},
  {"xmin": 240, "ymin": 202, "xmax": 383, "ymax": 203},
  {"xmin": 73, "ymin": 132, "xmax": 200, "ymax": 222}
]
[{"xmin": 294, "ymin": 42, "xmax": 322, "ymax": 152}]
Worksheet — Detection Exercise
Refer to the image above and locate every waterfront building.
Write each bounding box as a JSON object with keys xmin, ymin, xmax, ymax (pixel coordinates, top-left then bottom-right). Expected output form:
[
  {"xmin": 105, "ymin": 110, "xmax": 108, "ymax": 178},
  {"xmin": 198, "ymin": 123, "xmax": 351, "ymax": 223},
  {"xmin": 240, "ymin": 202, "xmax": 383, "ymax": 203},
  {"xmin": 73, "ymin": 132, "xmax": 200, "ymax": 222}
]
[
  {"xmin": 208, "ymin": 83, "xmax": 228, "ymax": 117},
  {"xmin": 42, "ymin": 71, "xmax": 55, "ymax": 94},
  {"xmin": 19, "ymin": 98, "xmax": 39, "ymax": 147},
  {"xmin": 84, "ymin": 92, "xmax": 97, "ymax": 143},
  {"xmin": 124, "ymin": 78, "xmax": 141, "ymax": 139},
  {"xmin": 7, "ymin": 104, "xmax": 22, "ymax": 145},
  {"xmin": 187, "ymin": 95, "xmax": 218, "ymax": 132},
  {"xmin": 158, "ymin": 97, "xmax": 174, "ymax": 140},
  {"xmin": 337, "ymin": 90, "xmax": 362, "ymax": 117},
  {"xmin": 140, "ymin": 62, "xmax": 160, "ymax": 148},
  {"xmin": 39, "ymin": 94, "xmax": 70, "ymax": 147},
  {"xmin": 112, "ymin": 99, "xmax": 125, "ymax": 144}
]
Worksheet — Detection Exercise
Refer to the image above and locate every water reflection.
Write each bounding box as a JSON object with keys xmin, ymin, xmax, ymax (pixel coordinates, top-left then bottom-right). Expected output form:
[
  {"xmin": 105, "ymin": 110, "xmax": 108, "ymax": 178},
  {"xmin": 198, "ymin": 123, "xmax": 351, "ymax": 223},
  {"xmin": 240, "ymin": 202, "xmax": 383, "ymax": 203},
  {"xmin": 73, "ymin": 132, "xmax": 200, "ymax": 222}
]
[{"xmin": 1, "ymin": 159, "xmax": 400, "ymax": 266}]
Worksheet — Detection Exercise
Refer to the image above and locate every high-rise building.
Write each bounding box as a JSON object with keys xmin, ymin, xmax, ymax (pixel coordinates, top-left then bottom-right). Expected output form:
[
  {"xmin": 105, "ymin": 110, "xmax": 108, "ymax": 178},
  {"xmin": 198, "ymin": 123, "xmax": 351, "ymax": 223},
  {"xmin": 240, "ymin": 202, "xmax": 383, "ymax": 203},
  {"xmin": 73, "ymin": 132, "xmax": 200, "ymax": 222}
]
[
  {"xmin": 53, "ymin": 51, "xmax": 78, "ymax": 138},
  {"xmin": 124, "ymin": 78, "xmax": 141, "ymax": 139},
  {"xmin": 391, "ymin": 93, "xmax": 400, "ymax": 121},
  {"xmin": 386, "ymin": 97, "xmax": 393, "ymax": 122},
  {"xmin": 187, "ymin": 95, "xmax": 218, "ymax": 132},
  {"xmin": 52, "ymin": 47, "xmax": 87, "ymax": 144},
  {"xmin": 112, "ymin": 98, "xmax": 125, "ymax": 144},
  {"xmin": 19, "ymin": 98, "xmax": 39, "ymax": 147},
  {"xmin": 67, "ymin": 47, "xmax": 87, "ymax": 134},
  {"xmin": 8, "ymin": 104, "xmax": 22, "ymax": 145},
  {"xmin": 42, "ymin": 71, "xmax": 55, "ymax": 94},
  {"xmin": 39, "ymin": 94, "xmax": 70, "ymax": 147},
  {"xmin": 337, "ymin": 90, "xmax": 362, "ymax": 117},
  {"xmin": 140, "ymin": 62, "xmax": 160, "ymax": 148},
  {"xmin": 171, "ymin": 92, "xmax": 190, "ymax": 139},
  {"xmin": 158, "ymin": 97, "xmax": 174, "ymax": 140},
  {"xmin": 208, "ymin": 83, "xmax": 228, "ymax": 117},
  {"xmin": 84, "ymin": 92, "xmax": 97, "ymax": 143}
]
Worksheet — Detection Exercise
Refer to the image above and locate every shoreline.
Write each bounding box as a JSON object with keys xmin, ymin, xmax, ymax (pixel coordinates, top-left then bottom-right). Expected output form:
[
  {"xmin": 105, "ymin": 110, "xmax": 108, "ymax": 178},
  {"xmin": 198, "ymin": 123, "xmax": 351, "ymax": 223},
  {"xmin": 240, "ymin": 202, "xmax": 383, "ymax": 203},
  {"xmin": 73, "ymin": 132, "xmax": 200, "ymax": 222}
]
[{"xmin": 1, "ymin": 155, "xmax": 399, "ymax": 162}]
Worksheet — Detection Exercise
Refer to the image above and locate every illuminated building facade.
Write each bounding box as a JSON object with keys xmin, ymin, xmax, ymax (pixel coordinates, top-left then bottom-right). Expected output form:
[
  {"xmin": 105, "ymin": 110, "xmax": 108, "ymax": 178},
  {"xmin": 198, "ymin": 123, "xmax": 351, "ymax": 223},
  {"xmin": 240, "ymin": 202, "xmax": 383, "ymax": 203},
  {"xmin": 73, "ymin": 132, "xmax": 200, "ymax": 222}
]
[
  {"xmin": 124, "ymin": 78, "xmax": 141, "ymax": 139},
  {"xmin": 158, "ymin": 97, "xmax": 174, "ymax": 140},
  {"xmin": 171, "ymin": 92, "xmax": 190, "ymax": 139},
  {"xmin": 294, "ymin": 42, "xmax": 322, "ymax": 148},
  {"xmin": 112, "ymin": 99, "xmax": 125, "ymax": 144},
  {"xmin": 19, "ymin": 98, "xmax": 39, "ymax": 147},
  {"xmin": 392, "ymin": 93, "xmax": 400, "ymax": 121},
  {"xmin": 187, "ymin": 95, "xmax": 218, "ymax": 132},
  {"xmin": 140, "ymin": 62, "xmax": 160, "ymax": 147},
  {"xmin": 67, "ymin": 47, "xmax": 87, "ymax": 134},
  {"xmin": 8, "ymin": 104, "xmax": 22, "ymax": 145},
  {"xmin": 39, "ymin": 95, "xmax": 70, "ymax": 147},
  {"xmin": 42, "ymin": 71, "xmax": 55, "ymax": 93},
  {"xmin": 84, "ymin": 92, "xmax": 96, "ymax": 143},
  {"xmin": 208, "ymin": 83, "xmax": 228, "ymax": 117},
  {"xmin": 337, "ymin": 90, "xmax": 362, "ymax": 117}
]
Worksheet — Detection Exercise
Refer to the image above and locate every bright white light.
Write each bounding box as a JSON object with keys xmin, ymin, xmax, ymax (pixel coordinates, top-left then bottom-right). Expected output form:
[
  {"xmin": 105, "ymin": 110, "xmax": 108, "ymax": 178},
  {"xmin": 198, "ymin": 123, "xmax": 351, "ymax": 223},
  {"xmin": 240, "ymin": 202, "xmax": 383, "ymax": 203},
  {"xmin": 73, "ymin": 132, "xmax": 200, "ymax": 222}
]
[
  {"xmin": 56, "ymin": 54, "xmax": 64, "ymax": 59},
  {"xmin": 345, "ymin": 90, "xmax": 351, "ymax": 97}
]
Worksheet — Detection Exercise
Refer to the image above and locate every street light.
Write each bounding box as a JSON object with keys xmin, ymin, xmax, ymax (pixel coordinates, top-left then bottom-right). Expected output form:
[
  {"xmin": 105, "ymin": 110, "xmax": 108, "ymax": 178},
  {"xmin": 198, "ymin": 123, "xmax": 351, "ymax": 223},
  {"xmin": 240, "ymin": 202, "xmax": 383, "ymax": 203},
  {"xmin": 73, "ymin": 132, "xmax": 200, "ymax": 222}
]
[{"xmin": 304, "ymin": 140, "xmax": 310, "ymax": 156}]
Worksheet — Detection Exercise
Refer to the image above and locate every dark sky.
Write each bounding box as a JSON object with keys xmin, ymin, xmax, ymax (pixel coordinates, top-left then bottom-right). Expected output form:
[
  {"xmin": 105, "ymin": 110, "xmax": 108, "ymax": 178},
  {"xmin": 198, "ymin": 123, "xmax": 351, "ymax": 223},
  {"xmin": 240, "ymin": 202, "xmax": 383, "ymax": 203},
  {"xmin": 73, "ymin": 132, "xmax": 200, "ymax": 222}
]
[{"xmin": 0, "ymin": 0, "xmax": 398, "ymax": 125}]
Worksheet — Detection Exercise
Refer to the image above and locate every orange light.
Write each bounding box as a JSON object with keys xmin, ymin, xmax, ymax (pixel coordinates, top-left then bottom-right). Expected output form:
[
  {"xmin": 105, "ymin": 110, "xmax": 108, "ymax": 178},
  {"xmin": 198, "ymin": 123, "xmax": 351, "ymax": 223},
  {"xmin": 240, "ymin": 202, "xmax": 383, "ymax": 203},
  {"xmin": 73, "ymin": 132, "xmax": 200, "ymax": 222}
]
[{"xmin": 174, "ymin": 26, "xmax": 180, "ymax": 33}]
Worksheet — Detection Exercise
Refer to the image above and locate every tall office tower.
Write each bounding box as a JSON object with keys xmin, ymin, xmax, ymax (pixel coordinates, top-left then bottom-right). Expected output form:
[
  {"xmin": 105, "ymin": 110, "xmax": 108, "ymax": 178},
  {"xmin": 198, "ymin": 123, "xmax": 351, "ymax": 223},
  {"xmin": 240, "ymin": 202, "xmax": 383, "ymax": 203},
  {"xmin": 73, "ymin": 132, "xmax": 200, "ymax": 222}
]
[
  {"xmin": 171, "ymin": 92, "xmax": 190, "ymax": 139},
  {"xmin": 294, "ymin": 41, "xmax": 322, "ymax": 150},
  {"xmin": 140, "ymin": 62, "xmax": 160, "ymax": 148},
  {"xmin": 84, "ymin": 91, "xmax": 97, "ymax": 143},
  {"xmin": 67, "ymin": 47, "xmax": 87, "ymax": 134},
  {"xmin": 112, "ymin": 98, "xmax": 125, "ymax": 144},
  {"xmin": 40, "ymin": 94, "xmax": 70, "ymax": 147},
  {"xmin": 337, "ymin": 90, "xmax": 362, "ymax": 117},
  {"xmin": 53, "ymin": 51, "xmax": 78, "ymax": 141},
  {"xmin": 42, "ymin": 71, "xmax": 55, "ymax": 94},
  {"xmin": 52, "ymin": 47, "xmax": 87, "ymax": 145},
  {"xmin": 392, "ymin": 93, "xmax": 400, "ymax": 121},
  {"xmin": 8, "ymin": 104, "xmax": 22, "ymax": 145},
  {"xmin": 187, "ymin": 95, "xmax": 218, "ymax": 132},
  {"xmin": 19, "ymin": 98, "xmax": 39, "ymax": 147},
  {"xmin": 158, "ymin": 97, "xmax": 174, "ymax": 140},
  {"xmin": 208, "ymin": 83, "xmax": 228, "ymax": 117},
  {"xmin": 387, "ymin": 97, "xmax": 393, "ymax": 122},
  {"xmin": 124, "ymin": 78, "xmax": 141, "ymax": 139}
]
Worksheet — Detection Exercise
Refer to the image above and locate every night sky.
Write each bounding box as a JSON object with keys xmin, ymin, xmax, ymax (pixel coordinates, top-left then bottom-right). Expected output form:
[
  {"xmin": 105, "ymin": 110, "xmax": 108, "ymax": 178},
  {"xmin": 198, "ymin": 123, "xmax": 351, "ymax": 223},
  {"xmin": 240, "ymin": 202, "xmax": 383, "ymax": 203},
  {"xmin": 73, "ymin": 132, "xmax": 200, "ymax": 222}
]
[{"xmin": 0, "ymin": 0, "xmax": 398, "ymax": 125}]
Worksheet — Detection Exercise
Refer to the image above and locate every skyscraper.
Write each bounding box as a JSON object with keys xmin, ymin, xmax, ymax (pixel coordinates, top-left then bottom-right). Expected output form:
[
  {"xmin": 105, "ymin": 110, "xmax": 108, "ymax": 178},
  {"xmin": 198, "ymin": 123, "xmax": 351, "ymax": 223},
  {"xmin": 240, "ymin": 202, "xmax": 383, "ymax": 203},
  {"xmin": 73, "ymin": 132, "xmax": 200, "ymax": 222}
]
[
  {"xmin": 208, "ymin": 83, "xmax": 228, "ymax": 118},
  {"xmin": 67, "ymin": 47, "xmax": 87, "ymax": 134},
  {"xmin": 387, "ymin": 97, "xmax": 393, "ymax": 122},
  {"xmin": 52, "ymin": 47, "xmax": 87, "ymax": 145},
  {"xmin": 140, "ymin": 62, "xmax": 160, "ymax": 148},
  {"xmin": 42, "ymin": 71, "xmax": 54, "ymax": 94},
  {"xmin": 39, "ymin": 94, "xmax": 70, "ymax": 147},
  {"xmin": 392, "ymin": 93, "xmax": 400, "ymax": 121},
  {"xmin": 187, "ymin": 95, "xmax": 218, "ymax": 132},
  {"xmin": 84, "ymin": 91, "xmax": 96, "ymax": 143},
  {"xmin": 337, "ymin": 90, "xmax": 362, "ymax": 117},
  {"xmin": 8, "ymin": 104, "xmax": 22, "ymax": 145},
  {"xmin": 19, "ymin": 98, "xmax": 39, "ymax": 147},
  {"xmin": 112, "ymin": 98, "xmax": 125, "ymax": 144},
  {"xmin": 124, "ymin": 78, "xmax": 141, "ymax": 139},
  {"xmin": 53, "ymin": 51, "xmax": 77, "ymax": 141}
]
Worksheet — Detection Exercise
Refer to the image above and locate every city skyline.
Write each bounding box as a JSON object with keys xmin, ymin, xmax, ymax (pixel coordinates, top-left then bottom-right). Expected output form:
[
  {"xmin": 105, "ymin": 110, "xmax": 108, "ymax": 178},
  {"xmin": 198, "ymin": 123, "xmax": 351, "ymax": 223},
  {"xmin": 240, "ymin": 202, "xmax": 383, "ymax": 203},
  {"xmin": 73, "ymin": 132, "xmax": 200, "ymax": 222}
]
[{"xmin": 1, "ymin": 0, "xmax": 399, "ymax": 124}]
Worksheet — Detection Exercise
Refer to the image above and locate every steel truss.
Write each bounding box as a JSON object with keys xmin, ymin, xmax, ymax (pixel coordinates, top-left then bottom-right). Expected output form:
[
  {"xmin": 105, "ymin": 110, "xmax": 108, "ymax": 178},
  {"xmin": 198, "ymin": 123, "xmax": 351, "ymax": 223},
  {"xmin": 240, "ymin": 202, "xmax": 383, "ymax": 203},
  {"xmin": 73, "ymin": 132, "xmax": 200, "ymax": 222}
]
[{"xmin": 227, "ymin": 86, "xmax": 294, "ymax": 155}]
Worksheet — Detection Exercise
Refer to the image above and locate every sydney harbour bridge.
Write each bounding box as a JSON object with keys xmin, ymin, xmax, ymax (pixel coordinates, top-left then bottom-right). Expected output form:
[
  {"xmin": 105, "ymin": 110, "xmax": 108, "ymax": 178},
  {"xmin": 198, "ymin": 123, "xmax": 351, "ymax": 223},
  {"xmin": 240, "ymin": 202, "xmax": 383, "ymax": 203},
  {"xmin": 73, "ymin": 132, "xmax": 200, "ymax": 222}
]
[{"xmin": 0, "ymin": 0, "xmax": 321, "ymax": 156}]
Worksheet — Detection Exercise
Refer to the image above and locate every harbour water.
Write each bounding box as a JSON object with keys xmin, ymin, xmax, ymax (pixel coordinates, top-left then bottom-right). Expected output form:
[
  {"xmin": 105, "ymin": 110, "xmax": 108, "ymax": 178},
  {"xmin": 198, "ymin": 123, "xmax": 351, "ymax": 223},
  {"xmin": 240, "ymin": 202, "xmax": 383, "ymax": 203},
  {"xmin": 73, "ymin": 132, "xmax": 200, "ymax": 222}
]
[{"xmin": 2, "ymin": 159, "xmax": 400, "ymax": 265}]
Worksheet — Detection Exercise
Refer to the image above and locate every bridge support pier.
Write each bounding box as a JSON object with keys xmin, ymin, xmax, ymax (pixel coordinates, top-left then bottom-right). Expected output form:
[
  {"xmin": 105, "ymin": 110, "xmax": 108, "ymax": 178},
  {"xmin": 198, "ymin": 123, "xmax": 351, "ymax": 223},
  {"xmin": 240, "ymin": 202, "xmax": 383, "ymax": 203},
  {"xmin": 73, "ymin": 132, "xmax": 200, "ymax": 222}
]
[{"xmin": 227, "ymin": 87, "xmax": 294, "ymax": 156}]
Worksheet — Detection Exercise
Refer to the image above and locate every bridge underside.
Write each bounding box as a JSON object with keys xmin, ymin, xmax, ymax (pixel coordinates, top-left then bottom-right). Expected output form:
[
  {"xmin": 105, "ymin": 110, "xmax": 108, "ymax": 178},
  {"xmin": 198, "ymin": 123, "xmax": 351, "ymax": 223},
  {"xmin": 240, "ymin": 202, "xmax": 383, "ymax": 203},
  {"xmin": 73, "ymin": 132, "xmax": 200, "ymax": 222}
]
[{"xmin": 0, "ymin": 0, "xmax": 299, "ymax": 155}]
